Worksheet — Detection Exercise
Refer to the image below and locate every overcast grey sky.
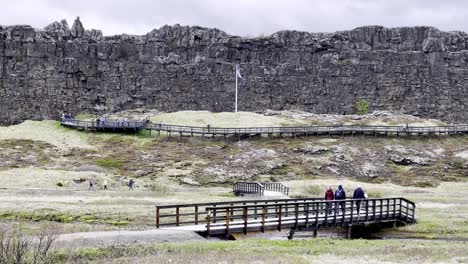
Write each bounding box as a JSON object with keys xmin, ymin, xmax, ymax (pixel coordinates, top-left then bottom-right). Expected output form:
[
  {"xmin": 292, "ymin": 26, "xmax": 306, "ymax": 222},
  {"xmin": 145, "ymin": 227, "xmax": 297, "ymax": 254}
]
[{"xmin": 1, "ymin": 0, "xmax": 467, "ymax": 36}]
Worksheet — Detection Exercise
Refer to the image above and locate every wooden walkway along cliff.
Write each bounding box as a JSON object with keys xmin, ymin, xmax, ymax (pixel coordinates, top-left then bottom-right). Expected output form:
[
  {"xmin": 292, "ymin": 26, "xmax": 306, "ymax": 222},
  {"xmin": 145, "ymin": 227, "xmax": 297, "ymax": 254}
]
[
  {"xmin": 155, "ymin": 197, "xmax": 416, "ymax": 239},
  {"xmin": 147, "ymin": 123, "xmax": 468, "ymax": 138},
  {"xmin": 60, "ymin": 117, "xmax": 148, "ymax": 132},
  {"xmin": 61, "ymin": 118, "xmax": 468, "ymax": 138}
]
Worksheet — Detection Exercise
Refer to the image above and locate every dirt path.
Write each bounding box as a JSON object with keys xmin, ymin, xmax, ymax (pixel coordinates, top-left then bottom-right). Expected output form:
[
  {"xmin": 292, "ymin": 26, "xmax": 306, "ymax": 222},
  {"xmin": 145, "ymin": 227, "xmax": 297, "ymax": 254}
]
[{"xmin": 53, "ymin": 229, "xmax": 206, "ymax": 248}]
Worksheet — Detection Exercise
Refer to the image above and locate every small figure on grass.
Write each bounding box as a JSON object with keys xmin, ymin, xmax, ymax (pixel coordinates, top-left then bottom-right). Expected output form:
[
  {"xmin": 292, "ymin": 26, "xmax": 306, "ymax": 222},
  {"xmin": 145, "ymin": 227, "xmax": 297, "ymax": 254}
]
[
  {"xmin": 103, "ymin": 179, "xmax": 108, "ymax": 190},
  {"xmin": 128, "ymin": 179, "xmax": 135, "ymax": 190},
  {"xmin": 88, "ymin": 178, "xmax": 95, "ymax": 191}
]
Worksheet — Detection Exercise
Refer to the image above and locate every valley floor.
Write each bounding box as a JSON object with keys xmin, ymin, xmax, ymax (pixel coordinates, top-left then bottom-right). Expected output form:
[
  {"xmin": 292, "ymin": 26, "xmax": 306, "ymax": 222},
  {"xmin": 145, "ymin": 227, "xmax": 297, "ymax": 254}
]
[{"xmin": 0, "ymin": 110, "xmax": 467, "ymax": 263}]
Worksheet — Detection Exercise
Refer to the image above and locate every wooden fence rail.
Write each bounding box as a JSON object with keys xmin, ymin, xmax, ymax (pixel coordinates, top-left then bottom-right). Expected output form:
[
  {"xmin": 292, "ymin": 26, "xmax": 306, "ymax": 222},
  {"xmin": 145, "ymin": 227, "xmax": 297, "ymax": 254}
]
[{"xmin": 155, "ymin": 198, "xmax": 324, "ymax": 228}]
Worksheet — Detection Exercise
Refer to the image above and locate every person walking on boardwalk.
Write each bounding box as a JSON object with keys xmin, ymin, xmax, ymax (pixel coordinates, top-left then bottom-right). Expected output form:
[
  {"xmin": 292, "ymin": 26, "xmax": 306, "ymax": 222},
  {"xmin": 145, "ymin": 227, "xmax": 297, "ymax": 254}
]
[
  {"xmin": 88, "ymin": 178, "xmax": 95, "ymax": 191},
  {"xmin": 335, "ymin": 185, "xmax": 346, "ymax": 215},
  {"xmin": 324, "ymin": 186, "xmax": 335, "ymax": 214},
  {"xmin": 128, "ymin": 179, "xmax": 134, "ymax": 190},
  {"xmin": 353, "ymin": 186, "xmax": 366, "ymax": 213},
  {"xmin": 103, "ymin": 179, "xmax": 108, "ymax": 190}
]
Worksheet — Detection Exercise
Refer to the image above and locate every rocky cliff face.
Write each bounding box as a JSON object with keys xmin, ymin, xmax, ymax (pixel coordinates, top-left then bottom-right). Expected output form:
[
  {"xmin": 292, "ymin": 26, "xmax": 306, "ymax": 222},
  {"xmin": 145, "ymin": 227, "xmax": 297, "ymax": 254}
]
[{"xmin": 1, "ymin": 17, "xmax": 467, "ymax": 124}]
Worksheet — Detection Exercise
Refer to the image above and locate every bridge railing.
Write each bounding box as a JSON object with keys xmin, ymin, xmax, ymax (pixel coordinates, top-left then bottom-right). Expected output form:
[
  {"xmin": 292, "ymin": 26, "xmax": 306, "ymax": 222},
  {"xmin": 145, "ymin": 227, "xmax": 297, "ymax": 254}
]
[
  {"xmin": 155, "ymin": 198, "xmax": 324, "ymax": 228},
  {"xmin": 233, "ymin": 182, "xmax": 264, "ymax": 196},
  {"xmin": 205, "ymin": 197, "xmax": 415, "ymax": 237},
  {"xmin": 61, "ymin": 119, "xmax": 147, "ymax": 129},
  {"xmin": 148, "ymin": 123, "xmax": 468, "ymax": 136},
  {"xmin": 262, "ymin": 182, "xmax": 289, "ymax": 196}
]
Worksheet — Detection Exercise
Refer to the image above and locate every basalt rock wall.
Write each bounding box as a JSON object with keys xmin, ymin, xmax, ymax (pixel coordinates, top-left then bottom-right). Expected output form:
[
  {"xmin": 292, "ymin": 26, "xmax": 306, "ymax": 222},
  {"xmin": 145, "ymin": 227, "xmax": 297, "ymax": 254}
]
[{"xmin": 1, "ymin": 17, "xmax": 467, "ymax": 125}]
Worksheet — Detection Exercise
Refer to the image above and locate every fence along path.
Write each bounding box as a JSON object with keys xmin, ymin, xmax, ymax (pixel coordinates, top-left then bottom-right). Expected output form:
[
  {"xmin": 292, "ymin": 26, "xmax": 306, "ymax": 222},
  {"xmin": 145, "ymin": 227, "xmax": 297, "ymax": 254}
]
[
  {"xmin": 61, "ymin": 119, "xmax": 468, "ymax": 137},
  {"xmin": 148, "ymin": 123, "xmax": 468, "ymax": 138},
  {"xmin": 156, "ymin": 197, "xmax": 416, "ymax": 238}
]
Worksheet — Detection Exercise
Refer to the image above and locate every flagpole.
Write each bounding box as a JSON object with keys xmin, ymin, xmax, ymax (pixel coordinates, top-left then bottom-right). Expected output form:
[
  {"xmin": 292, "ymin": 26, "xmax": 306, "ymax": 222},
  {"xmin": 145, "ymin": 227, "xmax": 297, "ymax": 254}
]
[{"xmin": 235, "ymin": 65, "xmax": 238, "ymax": 113}]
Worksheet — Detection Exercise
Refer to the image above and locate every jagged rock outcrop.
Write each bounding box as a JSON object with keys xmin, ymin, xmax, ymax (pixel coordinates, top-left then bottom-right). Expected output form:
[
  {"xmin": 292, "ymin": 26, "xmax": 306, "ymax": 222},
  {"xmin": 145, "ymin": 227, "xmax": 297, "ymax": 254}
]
[{"xmin": 0, "ymin": 18, "xmax": 467, "ymax": 125}]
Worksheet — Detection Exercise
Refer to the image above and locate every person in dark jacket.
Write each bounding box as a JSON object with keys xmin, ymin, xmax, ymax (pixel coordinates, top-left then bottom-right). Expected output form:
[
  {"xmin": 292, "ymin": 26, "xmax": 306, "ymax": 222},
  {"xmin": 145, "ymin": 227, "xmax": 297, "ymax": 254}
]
[
  {"xmin": 335, "ymin": 185, "xmax": 346, "ymax": 215},
  {"xmin": 353, "ymin": 186, "xmax": 366, "ymax": 213},
  {"xmin": 324, "ymin": 186, "xmax": 335, "ymax": 214}
]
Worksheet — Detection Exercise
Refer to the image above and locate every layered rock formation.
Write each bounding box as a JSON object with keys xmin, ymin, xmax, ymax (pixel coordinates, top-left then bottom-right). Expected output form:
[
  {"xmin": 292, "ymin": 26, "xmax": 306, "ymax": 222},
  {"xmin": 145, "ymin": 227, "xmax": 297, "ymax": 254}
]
[{"xmin": 1, "ymin": 17, "xmax": 467, "ymax": 124}]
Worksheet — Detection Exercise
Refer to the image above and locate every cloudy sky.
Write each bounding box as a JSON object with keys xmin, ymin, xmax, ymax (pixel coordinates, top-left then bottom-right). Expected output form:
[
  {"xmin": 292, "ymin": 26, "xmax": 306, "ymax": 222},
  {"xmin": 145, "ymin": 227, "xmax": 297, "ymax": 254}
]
[{"xmin": 1, "ymin": 0, "xmax": 467, "ymax": 36}]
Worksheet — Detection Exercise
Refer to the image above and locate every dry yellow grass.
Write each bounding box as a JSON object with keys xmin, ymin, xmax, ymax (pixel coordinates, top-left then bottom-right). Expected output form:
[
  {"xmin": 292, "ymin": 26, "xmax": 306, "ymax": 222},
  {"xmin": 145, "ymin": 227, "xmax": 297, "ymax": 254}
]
[
  {"xmin": 150, "ymin": 111, "xmax": 305, "ymax": 127},
  {"xmin": 0, "ymin": 120, "xmax": 93, "ymax": 150}
]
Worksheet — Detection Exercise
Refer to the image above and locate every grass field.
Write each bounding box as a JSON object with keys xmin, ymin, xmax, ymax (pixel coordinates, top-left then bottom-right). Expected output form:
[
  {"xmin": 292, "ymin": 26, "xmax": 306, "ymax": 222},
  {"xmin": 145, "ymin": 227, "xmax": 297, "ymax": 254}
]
[{"xmin": 0, "ymin": 111, "xmax": 467, "ymax": 263}]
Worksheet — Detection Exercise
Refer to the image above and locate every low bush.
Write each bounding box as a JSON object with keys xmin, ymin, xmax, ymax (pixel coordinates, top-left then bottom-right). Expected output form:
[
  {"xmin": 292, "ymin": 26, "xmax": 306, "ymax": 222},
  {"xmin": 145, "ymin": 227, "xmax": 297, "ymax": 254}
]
[
  {"xmin": 355, "ymin": 99, "xmax": 369, "ymax": 115},
  {"xmin": 95, "ymin": 158, "xmax": 125, "ymax": 169}
]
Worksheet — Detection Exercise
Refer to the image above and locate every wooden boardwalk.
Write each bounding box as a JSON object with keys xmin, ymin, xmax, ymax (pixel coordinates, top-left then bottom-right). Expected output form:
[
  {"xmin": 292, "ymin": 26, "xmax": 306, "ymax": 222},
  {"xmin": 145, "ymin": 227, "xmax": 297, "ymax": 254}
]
[
  {"xmin": 147, "ymin": 123, "xmax": 468, "ymax": 138},
  {"xmin": 60, "ymin": 118, "xmax": 148, "ymax": 132},
  {"xmin": 61, "ymin": 118, "xmax": 468, "ymax": 138},
  {"xmin": 155, "ymin": 197, "xmax": 416, "ymax": 238}
]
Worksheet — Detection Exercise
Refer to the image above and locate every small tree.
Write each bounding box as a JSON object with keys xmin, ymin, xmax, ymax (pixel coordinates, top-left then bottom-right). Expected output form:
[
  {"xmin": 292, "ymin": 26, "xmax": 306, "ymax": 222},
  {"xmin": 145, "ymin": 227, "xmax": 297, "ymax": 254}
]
[{"xmin": 356, "ymin": 99, "xmax": 369, "ymax": 115}]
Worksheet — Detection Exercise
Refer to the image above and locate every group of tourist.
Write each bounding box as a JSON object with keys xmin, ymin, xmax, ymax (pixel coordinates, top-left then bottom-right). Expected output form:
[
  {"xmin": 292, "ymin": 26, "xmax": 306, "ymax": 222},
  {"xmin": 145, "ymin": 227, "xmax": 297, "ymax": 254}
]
[
  {"xmin": 324, "ymin": 185, "xmax": 368, "ymax": 214},
  {"xmin": 88, "ymin": 178, "xmax": 135, "ymax": 191},
  {"xmin": 61, "ymin": 112, "xmax": 74, "ymax": 120}
]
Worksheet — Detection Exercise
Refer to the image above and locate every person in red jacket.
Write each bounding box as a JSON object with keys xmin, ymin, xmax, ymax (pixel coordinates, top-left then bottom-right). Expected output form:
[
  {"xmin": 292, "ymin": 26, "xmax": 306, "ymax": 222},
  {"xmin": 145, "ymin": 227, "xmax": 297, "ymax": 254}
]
[{"xmin": 324, "ymin": 186, "xmax": 335, "ymax": 214}]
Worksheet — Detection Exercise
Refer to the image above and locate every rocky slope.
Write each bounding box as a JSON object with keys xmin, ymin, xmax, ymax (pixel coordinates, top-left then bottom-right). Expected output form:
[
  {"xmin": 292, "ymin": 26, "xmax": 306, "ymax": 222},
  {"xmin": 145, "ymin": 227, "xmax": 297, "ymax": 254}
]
[{"xmin": 1, "ymin": 17, "xmax": 468, "ymax": 124}]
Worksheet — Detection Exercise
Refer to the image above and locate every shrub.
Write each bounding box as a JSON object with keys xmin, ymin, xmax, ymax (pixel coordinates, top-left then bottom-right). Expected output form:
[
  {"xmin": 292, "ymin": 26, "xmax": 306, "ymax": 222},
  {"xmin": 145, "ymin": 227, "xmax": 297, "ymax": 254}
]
[
  {"xmin": 95, "ymin": 158, "xmax": 124, "ymax": 169},
  {"xmin": 0, "ymin": 224, "xmax": 59, "ymax": 264},
  {"xmin": 355, "ymin": 99, "xmax": 369, "ymax": 115}
]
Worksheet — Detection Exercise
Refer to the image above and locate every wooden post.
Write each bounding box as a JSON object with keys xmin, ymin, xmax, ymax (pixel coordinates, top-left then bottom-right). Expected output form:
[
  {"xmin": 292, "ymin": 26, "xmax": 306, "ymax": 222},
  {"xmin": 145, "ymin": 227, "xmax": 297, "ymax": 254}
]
[
  {"xmin": 313, "ymin": 229, "xmax": 317, "ymax": 238},
  {"xmin": 261, "ymin": 206, "xmax": 266, "ymax": 233},
  {"xmin": 373, "ymin": 200, "xmax": 376, "ymax": 221},
  {"xmin": 278, "ymin": 205, "xmax": 282, "ymax": 231},
  {"xmin": 176, "ymin": 206, "xmax": 180, "ymax": 226},
  {"xmin": 206, "ymin": 212, "xmax": 211, "ymax": 238},
  {"xmin": 195, "ymin": 205, "xmax": 199, "ymax": 225},
  {"xmin": 346, "ymin": 225, "xmax": 352, "ymax": 239},
  {"xmin": 294, "ymin": 204, "xmax": 299, "ymax": 230},
  {"xmin": 365, "ymin": 200, "xmax": 369, "ymax": 222},
  {"xmin": 225, "ymin": 208, "xmax": 230, "ymax": 238},
  {"xmin": 243, "ymin": 207, "xmax": 248, "ymax": 235},
  {"xmin": 156, "ymin": 207, "xmax": 160, "ymax": 228},
  {"xmin": 333, "ymin": 201, "xmax": 337, "ymax": 226}
]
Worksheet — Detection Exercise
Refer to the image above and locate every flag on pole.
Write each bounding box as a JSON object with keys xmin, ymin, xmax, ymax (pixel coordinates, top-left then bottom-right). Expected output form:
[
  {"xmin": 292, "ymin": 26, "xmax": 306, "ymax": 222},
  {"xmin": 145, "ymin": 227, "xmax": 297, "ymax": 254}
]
[{"xmin": 236, "ymin": 64, "xmax": 243, "ymax": 79}]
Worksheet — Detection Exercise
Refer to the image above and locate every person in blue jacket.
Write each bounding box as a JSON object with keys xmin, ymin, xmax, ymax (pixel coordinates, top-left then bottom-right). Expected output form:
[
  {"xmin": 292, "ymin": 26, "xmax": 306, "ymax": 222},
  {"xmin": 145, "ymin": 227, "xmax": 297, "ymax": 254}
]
[
  {"xmin": 335, "ymin": 185, "xmax": 346, "ymax": 215},
  {"xmin": 353, "ymin": 186, "xmax": 366, "ymax": 213}
]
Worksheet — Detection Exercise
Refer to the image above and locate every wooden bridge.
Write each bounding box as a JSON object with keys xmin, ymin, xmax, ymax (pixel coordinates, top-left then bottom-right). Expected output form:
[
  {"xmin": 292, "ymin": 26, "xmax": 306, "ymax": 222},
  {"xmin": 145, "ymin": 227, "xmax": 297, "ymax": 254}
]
[
  {"xmin": 60, "ymin": 117, "xmax": 148, "ymax": 132},
  {"xmin": 155, "ymin": 197, "xmax": 416, "ymax": 238},
  {"xmin": 233, "ymin": 182, "xmax": 290, "ymax": 196}
]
